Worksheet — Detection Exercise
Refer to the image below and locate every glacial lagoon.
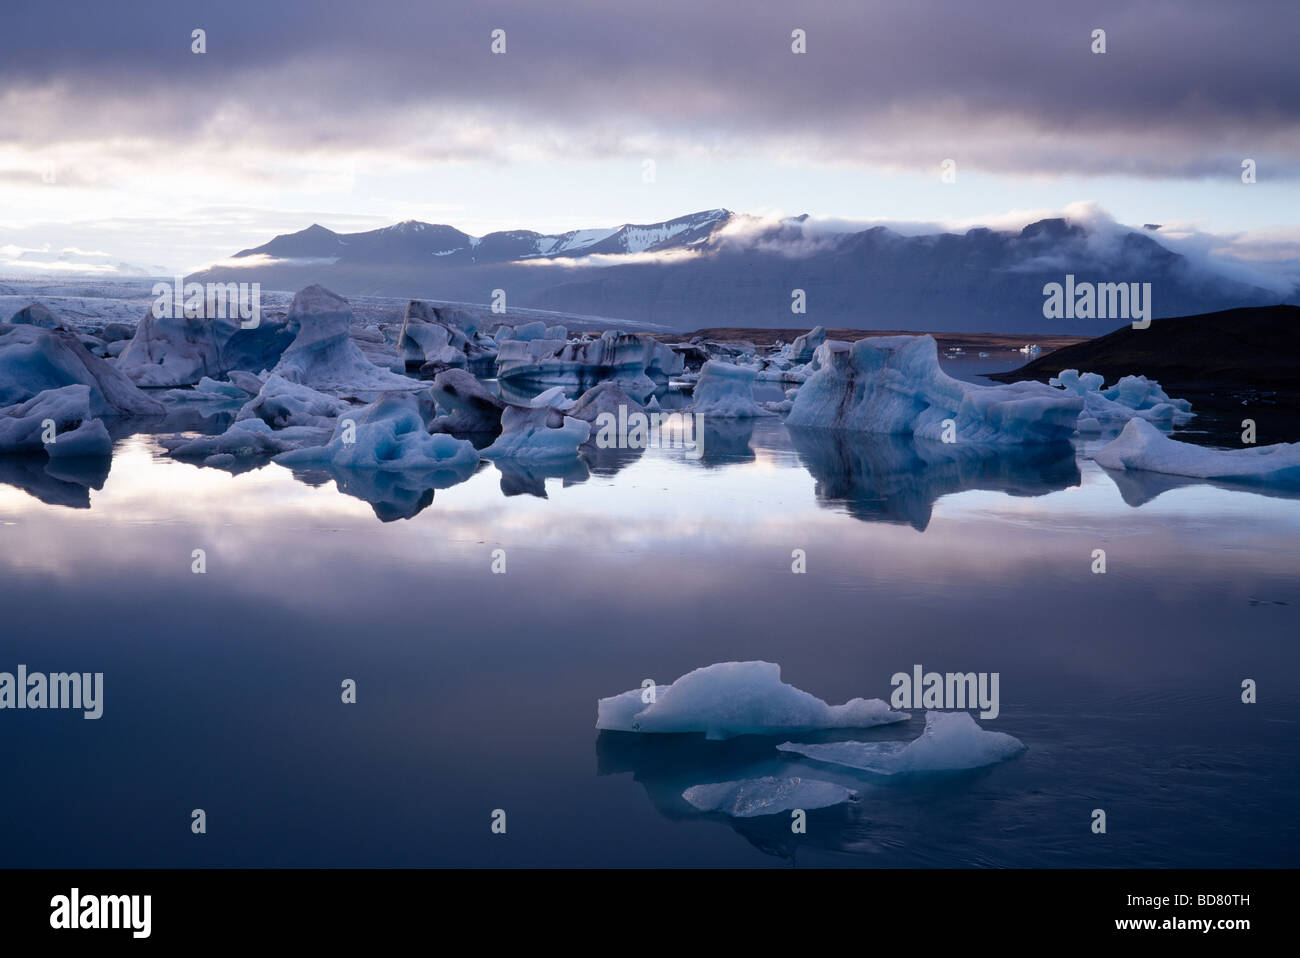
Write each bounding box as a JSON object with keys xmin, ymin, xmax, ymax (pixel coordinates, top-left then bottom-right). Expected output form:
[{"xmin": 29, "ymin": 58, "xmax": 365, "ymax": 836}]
[{"xmin": 1, "ymin": 365, "xmax": 1297, "ymax": 867}]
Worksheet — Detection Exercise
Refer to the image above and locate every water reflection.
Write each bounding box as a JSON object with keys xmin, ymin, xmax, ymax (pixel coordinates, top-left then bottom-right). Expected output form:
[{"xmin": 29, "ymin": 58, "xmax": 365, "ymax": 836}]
[
  {"xmin": 281, "ymin": 459, "xmax": 485, "ymax": 520},
  {"xmin": 788, "ymin": 428, "xmax": 1081, "ymax": 530},
  {"xmin": 0, "ymin": 454, "xmax": 110, "ymax": 509}
]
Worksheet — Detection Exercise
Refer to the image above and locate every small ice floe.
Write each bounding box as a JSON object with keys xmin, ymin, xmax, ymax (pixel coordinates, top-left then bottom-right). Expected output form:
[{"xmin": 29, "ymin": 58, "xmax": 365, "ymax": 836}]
[
  {"xmin": 1091, "ymin": 417, "xmax": 1300, "ymax": 484},
  {"xmin": 1050, "ymin": 369, "xmax": 1192, "ymax": 431},
  {"xmin": 0, "ymin": 323, "xmax": 164, "ymax": 416},
  {"xmin": 164, "ymin": 419, "xmax": 331, "ymax": 465},
  {"xmin": 597, "ymin": 661, "xmax": 908, "ymax": 740},
  {"xmin": 275, "ymin": 391, "xmax": 479, "ymax": 473},
  {"xmin": 1019, "ymin": 343, "xmax": 1041, "ymax": 356},
  {"xmin": 0, "ymin": 385, "xmax": 112, "ymax": 457},
  {"xmin": 787, "ymin": 335, "xmax": 1081, "ymax": 443},
  {"xmin": 682, "ymin": 777, "xmax": 857, "ymax": 818},
  {"xmin": 778, "ymin": 711, "xmax": 1026, "ymax": 775},
  {"xmin": 689, "ymin": 361, "xmax": 773, "ymax": 418},
  {"xmin": 163, "ymin": 376, "xmax": 252, "ymax": 404}
]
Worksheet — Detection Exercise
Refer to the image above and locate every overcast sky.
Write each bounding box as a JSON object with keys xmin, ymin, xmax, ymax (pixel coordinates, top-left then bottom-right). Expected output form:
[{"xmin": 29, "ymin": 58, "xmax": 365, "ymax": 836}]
[{"xmin": 1, "ymin": 0, "xmax": 1297, "ymax": 274}]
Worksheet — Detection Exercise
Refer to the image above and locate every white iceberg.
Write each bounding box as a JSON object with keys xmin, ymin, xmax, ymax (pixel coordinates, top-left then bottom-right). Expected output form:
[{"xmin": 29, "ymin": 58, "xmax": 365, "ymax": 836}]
[
  {"xmin": 0, "ymin": 325, "xmax": 165, "ymax": 417},
  {"xmin": 597, "ymin": 661, "xmax": 908, "ymax": 740},
  {"xmin": 787, "ymin": 335, "xmax": 1082, "ymax": 443},
  {"xmin": 689, "ymin": 361, "xmax": 773, "ymax": 418},
  {"xmin": 0, "ymin": 385, "xmax": 113, "ymax": 457},
  {"xmin": 1050, "ymin": 369, "xmax": 1192, "ymax": 429},
  {"xmin": 778, "ymin": 711, "xmax": 1026, "ymax": 775},
  {"xmin": 274, "ymin": 391, "xmax": 480, "ymax": 472},
  {"xmin": 682, "ymin": 777, "xmax": 857, "ymax": 818},
  {"xmin": 1091, "ymin": 417, "xmax": 1300, "ymax": 484}
]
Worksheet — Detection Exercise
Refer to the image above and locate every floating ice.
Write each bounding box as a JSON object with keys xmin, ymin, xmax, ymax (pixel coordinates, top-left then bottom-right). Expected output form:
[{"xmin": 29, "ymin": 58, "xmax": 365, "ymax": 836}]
[
  {"xmin": 1091, "ymin": 417, "xmax": 1300, "ymax": 484},
  {"xmin": 0, "ymin": 324, "xmax": 165, "ymax": 416},
  {"xmin": 787, "ymin": 335, "xmax": 1082, "ymax": 443},
  {"xmin": 7, "ymin": 302, "xmax": 61, "ymax": 328},
  {"xmin": 495, "ymin": 332, "xmax": 657, "ymax": 398},
  {"xmin": 1050, "ymin": 369, "xmax": 1192, "ymax": 428},
  {"xmin": 682, "ymin": 777, "xmax": 857, "ymax": 817},
  {"xmin": 165, "ymin": 418, "xmax": 331, "ymax": 464},
  {"xmin": 427, "ymin": 368, "xmax": 507, "ymax": 434},
  {"xmin": 117, "ymin": 304, "xmax": 295, "ymax": 388},
  {"xmin": 782, "ymin": 325, "xmax": 826, "ymax": 365},
  {"xmin": 274, "ymin": 391, "xmax": 480, "ymax": 472},
  {"xmin": 689, "ymin": 361, "xmax": 773, "ymax": 418},
  {"xmin": 0, "ymin": 385, "xmax": 113, "ymax": 457},
  {"xmin": 597, "ymin": 661, "xmax": 908, "ymax": 740},
  {"xmin": 235, "ymin": 374, "xmax": 352, "ymax": 429},
  {"xmin": 778, "ymin": 711, "xmax": 1026, "ymax": 775},
  {"xmin": 480, "ymin": 402, "xmax": 591, "ymax": 461},
  {"xmin": 268, "ymin": 286, "xmax": 422, "ymax": 397}
]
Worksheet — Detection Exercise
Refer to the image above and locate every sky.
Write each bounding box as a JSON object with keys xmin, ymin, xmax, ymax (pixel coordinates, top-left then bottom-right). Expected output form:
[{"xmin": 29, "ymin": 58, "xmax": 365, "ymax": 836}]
[{"xmin": 1, "ymin": 0, "xmax": 1297, "ymax": 275}]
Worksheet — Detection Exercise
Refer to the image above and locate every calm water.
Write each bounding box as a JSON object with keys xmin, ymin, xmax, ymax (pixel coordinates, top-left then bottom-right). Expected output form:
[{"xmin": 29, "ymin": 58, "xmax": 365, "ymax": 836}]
[{"xmin": 1, "ymin": 368, "xmax": 1298, "ymax": 867}]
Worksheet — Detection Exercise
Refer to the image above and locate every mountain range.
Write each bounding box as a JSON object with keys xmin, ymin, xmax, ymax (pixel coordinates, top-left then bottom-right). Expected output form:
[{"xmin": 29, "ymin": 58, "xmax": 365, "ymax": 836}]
[{"xmin": 187, "ymin": 210, "xmax": 1296, "ymax": 334}]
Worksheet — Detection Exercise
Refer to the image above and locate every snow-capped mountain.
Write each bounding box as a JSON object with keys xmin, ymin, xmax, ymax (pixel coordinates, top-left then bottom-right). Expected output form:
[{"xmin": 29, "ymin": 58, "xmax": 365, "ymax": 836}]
[{"xmin": 190, "ymin": 210, "xmax": 1295, "ymax": 333}]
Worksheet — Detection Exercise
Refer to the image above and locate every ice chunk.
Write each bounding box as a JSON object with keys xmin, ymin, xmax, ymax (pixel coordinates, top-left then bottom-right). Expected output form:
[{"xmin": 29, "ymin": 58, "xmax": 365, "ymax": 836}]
[
  {"xmin": 274, "ymin": 391, "xmax": 480, "ymax": 472},
  {"xmin": 164, "ymin": 418, "xmax": 331, "ymax": 464},
  {"xmin": 495, "ymin": 332, "xmax": 657, "ymax": 398},
  {"xmin": 480, "ymin": 403, "xmax": 591, "ymax": 461},
  {"xmin": 787, "ymin": 335, "xmax": 1082, "ymax": 443},
  {"xmin": 689, "ymin": 361, "xmax": 773, "ymax": 418},
  {"xmin": 778, "ymin": 711, "xmax": 1026, "ymax": 774},
  {"xmin": 597, "ymin": 661, "xmax": 908, "ymax": 740},
  {"xmin": 235, "ymin": 374, "xmax": 352, "ymax": 429},
  {"xmin": 427, "ymin": 368, "xmax": 507, "ymax": 434},
  {"xmin": 1050, "ymin": 369, "xmax": 1192, "ymax": 427},
  {"xmin": 117, "ymin": 303, "xmax": 296, "ymax": 388},
  {"xmin": 268, "ymin": 286, "xmax": 423, "ymax": 397},
  {"xmin": 7, "ymin": 302, "xmax": 61, "ymax": 328},
  {"xmin": 1091, "ymin": 417, "xmax": 1300, "ymax": 484},
  {"xmin": 0, "ymin": 385, "xmax": 113, "ymax": 456},
  {"xmin": 782, "ymin": 325, "xmax": 826, "ymax": 365},
  {"xmin": 0, "ymin": 324, "xmax": 164, "ymax": 416},
  {"xmin": 682, "ymin": 777, "xmax": 857, "ymax": 817}
]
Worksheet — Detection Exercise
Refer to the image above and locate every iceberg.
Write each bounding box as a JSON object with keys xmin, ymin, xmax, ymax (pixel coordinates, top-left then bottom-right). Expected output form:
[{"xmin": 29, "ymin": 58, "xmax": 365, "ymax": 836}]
[
  {"xmin": 235, "ymin": 374, "xmax": 352, "ymax": 429},
  {"xmin": 0, "ymin": 385, "xmax": 113, "ymax": 456},
  {"xmin": 116, "ymin": 305, "xmax": 296, "ymax": 388},
  {"xmin": 267, "ymin": 286, "xmax": 423, "ymax": 397},
  {"xmin": 1050, "ymin": 369, "xmax": 1192, "ymax": 429},
  {"xmin": 689, "ymin": 361, "xmax": 773, "ymax": 418},
  {"xmin": 479, "ymin": 401, "xmax": 591, "ymax": 462},
  {"xmin": 682, "ymin": 777, "xmax": 857, "ymax": 817},
  {"xmin": 0, "ymin": 324, "xmax": 165, "ymax": 416},
  {"xmin": 274, "ymin": 391, "xmax": 480, "ymax": 473},
  {"xmin": 1091, "ymin": 417, "xmax": 1300, "ymax": 485},
  {"xmin": 495, "ymin": 331, "xmax": 657, "ymax": 398},
  {"xmin": 164, "ymin": 418, "xmax": 331, "ymax": 465},
  {"xmin": 427, "ymin": 368, "xmax": 507, "ymax": 435},
  {"xmin": 778, "ymin": 711, "xmax": 1026, "ymax": 775},
  {"xmin": 7, "ymin": 302, "xmax": 61, "ymax": 328},
  {"xmin": 597, "ymin": 661, "xmax": 908, "ymax": 740},
  {"xmin": 787, "ymin": 335, "xmax": 1083, "ymax": 443}
]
